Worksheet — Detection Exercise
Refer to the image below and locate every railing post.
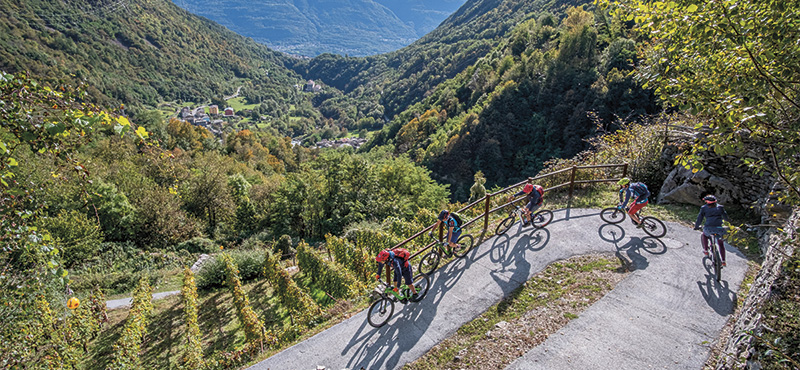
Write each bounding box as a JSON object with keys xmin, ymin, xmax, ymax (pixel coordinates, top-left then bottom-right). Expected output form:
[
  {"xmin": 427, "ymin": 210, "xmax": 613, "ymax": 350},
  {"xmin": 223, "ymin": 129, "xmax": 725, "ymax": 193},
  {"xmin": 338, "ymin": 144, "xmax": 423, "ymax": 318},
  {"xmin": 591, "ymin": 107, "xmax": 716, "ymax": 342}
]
[
  {"xmin": 483, "ymin": 193, "xmax": 491, "ymax": 233},
  {"xmin": 568, "ymin": 165, "xmax": 577, "ymax": 204},
  {"xmin": 622, "ymin": 162, "xmax": 629, "ymax": 178}
]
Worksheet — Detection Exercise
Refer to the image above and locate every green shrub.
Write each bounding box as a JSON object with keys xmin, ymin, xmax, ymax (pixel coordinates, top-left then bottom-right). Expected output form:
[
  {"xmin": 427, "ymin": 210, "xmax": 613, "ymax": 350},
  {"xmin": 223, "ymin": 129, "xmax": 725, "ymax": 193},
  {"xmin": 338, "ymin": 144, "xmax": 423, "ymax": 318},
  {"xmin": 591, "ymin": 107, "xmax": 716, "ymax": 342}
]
[
  {"xmin": 41, "ymin": 209, "xmax": 104, "ymax": 267},
  {"xmin": 174, "ymin": 237, "xmax": 216, "ymax": 254},
  {"xmin": 196, "ymin": 249, "xmax": 265, "ymax": 290}
]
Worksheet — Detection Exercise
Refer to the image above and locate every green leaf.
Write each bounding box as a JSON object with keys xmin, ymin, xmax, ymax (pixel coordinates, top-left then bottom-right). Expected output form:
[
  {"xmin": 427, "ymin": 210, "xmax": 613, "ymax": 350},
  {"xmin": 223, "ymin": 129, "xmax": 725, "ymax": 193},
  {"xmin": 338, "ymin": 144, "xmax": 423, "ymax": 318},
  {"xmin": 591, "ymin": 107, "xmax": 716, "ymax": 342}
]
[
  {"xmin": 7, "ymin": 158, "xmax": 17, "ymax": 167},
  {"xmin": 687, "ymin": 4, "xmax": 698, "ymax": 12}
]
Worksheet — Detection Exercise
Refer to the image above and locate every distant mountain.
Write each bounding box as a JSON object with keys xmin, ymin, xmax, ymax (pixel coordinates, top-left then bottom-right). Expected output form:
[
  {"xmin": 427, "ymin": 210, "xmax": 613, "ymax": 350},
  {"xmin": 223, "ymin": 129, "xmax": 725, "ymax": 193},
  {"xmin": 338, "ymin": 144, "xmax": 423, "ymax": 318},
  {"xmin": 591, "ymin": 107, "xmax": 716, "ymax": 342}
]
[
  {"xmin": 0, "ymin": 0, "xmax": 303, "ymax": 108},
  {"xmin": 373, "ymin": 0, "xmax": 467, "ymax": 37},
  {"xmin": 172, "ymin": 0, "xmax": 466, "ymax": 57}
]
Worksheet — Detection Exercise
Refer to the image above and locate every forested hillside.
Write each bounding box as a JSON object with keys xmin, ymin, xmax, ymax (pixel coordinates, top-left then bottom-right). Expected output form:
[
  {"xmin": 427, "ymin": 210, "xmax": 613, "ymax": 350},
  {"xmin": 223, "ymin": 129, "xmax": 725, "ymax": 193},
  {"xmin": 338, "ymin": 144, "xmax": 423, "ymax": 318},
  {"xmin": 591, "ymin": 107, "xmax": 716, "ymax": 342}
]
[
  {"xmin": 0, "ymin": 0, "xmax": 300, "ymax": 108},
  {"xmin": 290, "ymin": 0, "xmax": 586, "ymax": 119}
]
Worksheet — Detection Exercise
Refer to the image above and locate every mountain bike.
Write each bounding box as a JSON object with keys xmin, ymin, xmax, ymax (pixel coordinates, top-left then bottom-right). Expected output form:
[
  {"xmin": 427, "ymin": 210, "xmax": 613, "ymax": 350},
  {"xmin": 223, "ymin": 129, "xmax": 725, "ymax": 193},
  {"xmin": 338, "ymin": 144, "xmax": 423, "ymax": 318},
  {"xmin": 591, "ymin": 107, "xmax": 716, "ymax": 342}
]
[
  {"xmin": 697, "ymin": 227, "xmax": 724, "ymax": 282},
  {"xmin": 418, "ymin": 233, "xmax": 474, "ymax": 275},
  {"xmin": 367, "ymin": 273, "xmax": 430, "ymax": 328},
  {"xmin": 495, "ymin": 203, "xmax": 553, "ymax": 236},
  {"xmin": 600, "ymin": 205, "xmax": 667, "ymax": 238}
]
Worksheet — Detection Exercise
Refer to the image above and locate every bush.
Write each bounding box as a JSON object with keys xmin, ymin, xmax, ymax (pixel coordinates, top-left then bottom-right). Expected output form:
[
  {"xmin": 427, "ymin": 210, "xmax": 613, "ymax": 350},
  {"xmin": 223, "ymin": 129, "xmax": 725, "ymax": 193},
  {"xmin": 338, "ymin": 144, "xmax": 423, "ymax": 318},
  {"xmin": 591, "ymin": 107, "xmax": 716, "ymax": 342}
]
[
  {"xmin": 41, "ymin": 209, "xmax": 104, "ymax": 267},
  {"xmin": 196, "ymin": 249, "xmax": 265, "ymax": 290},
  {"xmin": 174, "ymin": 237, "xmax": 216, "ymax": 254}
]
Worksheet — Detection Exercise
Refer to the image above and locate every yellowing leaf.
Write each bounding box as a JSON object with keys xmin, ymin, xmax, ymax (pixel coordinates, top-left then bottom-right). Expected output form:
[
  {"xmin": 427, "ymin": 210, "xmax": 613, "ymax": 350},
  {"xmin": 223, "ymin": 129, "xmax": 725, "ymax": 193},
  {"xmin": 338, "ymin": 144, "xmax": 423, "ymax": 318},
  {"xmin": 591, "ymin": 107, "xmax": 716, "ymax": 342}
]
[
  {"xmin": 117, "ymin": 116, "xmax": 131, "ymax": 126},
  {"xmin": 687, "ymin": 4, "xmax": 698, "ymax": 12},
  {"xmin": 135, "ymin": 126, "xmax": 149, "ymax": 139}
]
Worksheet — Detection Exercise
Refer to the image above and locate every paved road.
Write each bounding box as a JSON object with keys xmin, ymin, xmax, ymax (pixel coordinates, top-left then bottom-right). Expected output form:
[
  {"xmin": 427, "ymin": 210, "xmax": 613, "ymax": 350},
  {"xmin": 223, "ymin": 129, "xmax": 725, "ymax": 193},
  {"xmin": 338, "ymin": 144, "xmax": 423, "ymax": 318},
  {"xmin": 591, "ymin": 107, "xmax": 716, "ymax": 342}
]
[
  {"xmin": 249, "ymin": 208, "xmax": 747, "ymax": 370},
  {"xmin": 106, "ymin": 290, "xmax": 180, "ymax": 310}
]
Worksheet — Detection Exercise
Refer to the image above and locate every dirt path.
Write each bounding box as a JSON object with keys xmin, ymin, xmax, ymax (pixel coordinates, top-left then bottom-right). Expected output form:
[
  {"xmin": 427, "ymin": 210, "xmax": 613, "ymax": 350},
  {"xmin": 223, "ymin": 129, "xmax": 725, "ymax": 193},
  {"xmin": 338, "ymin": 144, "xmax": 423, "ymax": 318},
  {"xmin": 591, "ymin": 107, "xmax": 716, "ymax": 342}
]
[{"xmin": 248, "ymin": 208, "xmax": 747, "ymax": 370}]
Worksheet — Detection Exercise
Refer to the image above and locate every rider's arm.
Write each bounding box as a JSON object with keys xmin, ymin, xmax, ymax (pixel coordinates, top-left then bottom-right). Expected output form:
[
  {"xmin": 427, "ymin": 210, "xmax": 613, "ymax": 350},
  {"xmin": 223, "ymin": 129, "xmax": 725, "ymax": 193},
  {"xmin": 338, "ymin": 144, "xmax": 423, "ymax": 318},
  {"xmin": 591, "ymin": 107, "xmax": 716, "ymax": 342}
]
[
  {"xmin": 376, "ymin": 261, "xmax": 385, "ymax": 279},
  {"xmin": 512, "ymin": 190, "xmax": 525, "ymax": 198},
  {"xmin": 694, "ymin": 206, "xmax": 706, "ymax": 229},
  {"xmin": 620, "ymin": 188, "xmax": 632, "ymax": 208},
  {"xmin": 720, "ymin": 205, "xmax": 730, "ymax": 223},
  {"xmin": 429, "ymin": 220, "xmax": 440, "ymax": 237}
]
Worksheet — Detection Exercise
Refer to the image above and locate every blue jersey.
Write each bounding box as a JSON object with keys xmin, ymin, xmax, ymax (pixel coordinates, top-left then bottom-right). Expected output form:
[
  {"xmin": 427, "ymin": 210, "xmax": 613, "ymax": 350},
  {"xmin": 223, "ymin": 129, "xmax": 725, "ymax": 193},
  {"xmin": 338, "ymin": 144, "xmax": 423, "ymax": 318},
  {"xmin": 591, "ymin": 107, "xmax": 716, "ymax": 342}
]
[
  {"xmin": 620, "ymin": 182, "xmax": 650, "ymax": 208},
  {"xmin": 695, "ymin": 203, "xmax": 728, "ymax": 229}
]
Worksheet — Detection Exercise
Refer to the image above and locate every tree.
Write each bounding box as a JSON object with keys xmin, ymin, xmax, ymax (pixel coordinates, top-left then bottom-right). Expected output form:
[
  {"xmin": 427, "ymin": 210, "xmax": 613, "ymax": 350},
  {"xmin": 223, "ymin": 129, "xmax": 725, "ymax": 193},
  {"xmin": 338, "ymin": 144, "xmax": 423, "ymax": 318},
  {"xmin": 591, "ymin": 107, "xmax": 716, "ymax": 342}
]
[{"xmin": 604, "ymin": 0, "xmax": 800, "ymax": 204}]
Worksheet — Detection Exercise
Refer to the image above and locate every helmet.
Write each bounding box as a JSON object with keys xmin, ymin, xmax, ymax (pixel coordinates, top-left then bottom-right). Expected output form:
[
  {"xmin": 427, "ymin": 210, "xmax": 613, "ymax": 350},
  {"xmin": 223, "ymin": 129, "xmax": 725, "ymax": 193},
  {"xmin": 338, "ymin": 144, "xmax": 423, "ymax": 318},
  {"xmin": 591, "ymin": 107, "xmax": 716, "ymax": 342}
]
[
  {"xmin": 376, "ymin": 249, "xmax": 391, "ymax": 263},
  {"xmin": 438, "ymin": 209, "xmax": 450, "ymax": 220},
  {"xmin": 617, "ymin": 177, "xmax": 630, "ymax": 186},
  {"xmin": 703, "ymin": 195, "xmax": 717, "ymax": 204},
  {"xmin": 523, "ymin": 184, "xmax": 534, "ymax": 193}
]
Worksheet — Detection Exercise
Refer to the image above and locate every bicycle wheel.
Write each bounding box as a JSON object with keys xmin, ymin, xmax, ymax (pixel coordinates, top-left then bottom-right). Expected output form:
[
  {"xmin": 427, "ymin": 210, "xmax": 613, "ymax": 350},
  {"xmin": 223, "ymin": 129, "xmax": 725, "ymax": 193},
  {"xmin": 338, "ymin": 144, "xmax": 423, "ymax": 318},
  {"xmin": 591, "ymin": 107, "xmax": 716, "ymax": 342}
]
[
  {"xmin": 712, "ymin": 241, "xmax": 722, "ymax": 283},
  {"xmin": 367, "ymin": 297, "xmax": 395, "ymax": 328},
  {"xmin": 532, "ymin": 209, "xmax": 553, "ymax": 228},
  {"xmin": 410, "ymin": 273, "xmax": 430, "ymax": 302},
  {"xmin": 495, "ymin": 216, "xmax": 515, "ymax": 236},
  {"xmin": 600, "ymin": 207, "xmax": 626, "ymax": 224},
  {"xmin": 453, "ymin": 234, "xmax": 473, "ymax": 258},
  {"xmin": 417, "ymin": 250, "xmax": 441, "ymax": 275},
  {"xmin": 640, "ymin": 216, "xmax": 667, "ymax": 238}
]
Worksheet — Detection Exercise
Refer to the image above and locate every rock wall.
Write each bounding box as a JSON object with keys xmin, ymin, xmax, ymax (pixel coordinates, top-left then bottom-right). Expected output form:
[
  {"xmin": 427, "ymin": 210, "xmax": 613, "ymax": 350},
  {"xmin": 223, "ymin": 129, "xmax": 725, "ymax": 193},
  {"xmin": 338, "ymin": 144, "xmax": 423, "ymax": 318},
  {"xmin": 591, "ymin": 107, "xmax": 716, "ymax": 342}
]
[
  {"xmin": 657, "ymin": 146, "xmax": 774, "ymax": 207},
  {"xmin": 715, "ymin": 208, "xmax": 799, "ymax": 369}
]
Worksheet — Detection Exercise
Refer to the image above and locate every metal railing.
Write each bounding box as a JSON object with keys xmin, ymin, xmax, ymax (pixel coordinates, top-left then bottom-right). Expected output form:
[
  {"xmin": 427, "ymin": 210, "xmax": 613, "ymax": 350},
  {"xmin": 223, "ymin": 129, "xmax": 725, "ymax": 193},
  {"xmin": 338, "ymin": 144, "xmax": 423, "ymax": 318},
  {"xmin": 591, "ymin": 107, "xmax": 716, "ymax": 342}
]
[{"xmin": 404, "ymin": 163, "xmax": 629, "ymax": 260}]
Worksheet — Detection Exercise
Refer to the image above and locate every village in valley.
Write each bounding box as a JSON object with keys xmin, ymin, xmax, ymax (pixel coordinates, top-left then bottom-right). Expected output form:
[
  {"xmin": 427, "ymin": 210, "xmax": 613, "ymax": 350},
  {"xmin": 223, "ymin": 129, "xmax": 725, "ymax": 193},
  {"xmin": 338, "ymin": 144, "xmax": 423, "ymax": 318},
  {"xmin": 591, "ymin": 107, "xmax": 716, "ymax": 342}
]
[{"xmin": 169, "ymin": 80, "xmax": 367, "ymax": 149}]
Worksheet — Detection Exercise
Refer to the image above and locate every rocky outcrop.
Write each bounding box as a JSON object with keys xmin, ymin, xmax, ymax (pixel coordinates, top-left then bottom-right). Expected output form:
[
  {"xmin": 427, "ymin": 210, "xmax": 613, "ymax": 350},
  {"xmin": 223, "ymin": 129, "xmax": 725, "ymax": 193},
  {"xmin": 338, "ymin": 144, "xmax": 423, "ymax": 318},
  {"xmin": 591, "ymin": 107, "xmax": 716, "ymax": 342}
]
[
  {"xmin": 658, "ymin": 149, "xmax": 774, "ymax": 207},
  {"xmin": 716, "ymin": 208, "xmax": 798, "ymax": 369}
]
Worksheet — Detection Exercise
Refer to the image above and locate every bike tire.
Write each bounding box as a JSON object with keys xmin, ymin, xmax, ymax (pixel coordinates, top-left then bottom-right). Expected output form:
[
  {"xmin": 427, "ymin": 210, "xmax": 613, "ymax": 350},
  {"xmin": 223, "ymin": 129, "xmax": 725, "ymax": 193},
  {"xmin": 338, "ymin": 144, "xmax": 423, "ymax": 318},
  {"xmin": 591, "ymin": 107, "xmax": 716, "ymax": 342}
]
[
  {"xmin": 532, "ymin": 209, "xmax": 553, "ymax": 228},
  {"xmin": 640, "ymin": 216, "xmax": 667, "ymax": 238},
  {"xmin": 495, "ymin": 216, "xmax": 515, "ymax": 236},
  {"xmin": 410, "ymin": 273, "xmax": 430, "ymax": 302},
  {"xmin": 418, "ymin": 250, "xmax": 441, "ymax": 275},
  {"xmin": 453, "ymin": 234, "xmax": 473, "ymax": 258},
  {"xmin": 367, "ymin": 297, "xmax": 394, "ymax": 328},
  {"xmin": 600, "ymin": 207, "xmax": 626, "ymax": 224},
  {"xmin": 712, "ymin": 243, "xmax": 722, "ymax": 283}
]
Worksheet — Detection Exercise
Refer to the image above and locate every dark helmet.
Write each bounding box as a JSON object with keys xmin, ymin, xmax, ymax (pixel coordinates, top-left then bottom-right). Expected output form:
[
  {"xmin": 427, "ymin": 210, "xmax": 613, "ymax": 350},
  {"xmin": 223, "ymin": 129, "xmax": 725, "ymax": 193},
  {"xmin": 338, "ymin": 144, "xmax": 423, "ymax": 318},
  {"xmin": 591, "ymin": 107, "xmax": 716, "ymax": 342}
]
[
  {"xmin": 703, "ymin": 195, "xmax": 717, "ymax": 204},
  {"xmin": 438, "ymin": 209, "xmax": 450, "ymax": 220}
]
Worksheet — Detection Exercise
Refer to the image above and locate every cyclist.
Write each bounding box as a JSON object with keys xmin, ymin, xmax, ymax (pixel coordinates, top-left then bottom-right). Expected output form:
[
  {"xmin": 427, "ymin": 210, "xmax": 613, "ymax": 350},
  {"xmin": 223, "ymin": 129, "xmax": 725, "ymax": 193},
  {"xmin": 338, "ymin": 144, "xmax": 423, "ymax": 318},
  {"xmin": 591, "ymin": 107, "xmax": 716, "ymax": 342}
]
[
  {"xmin": 375, "ymin": 248, "xmax": 418, "ymax": 300},
  {"xmin": 429, "ymin": 209, "xmax": 464, "ymax": 253},
  {"xmin": 507, "ymin": 182, "xmax": 544, "ymax": 226},
  {"xmin": 693, "ymin": 195, "xmax": 729, "ymax": 266},
  {"xmin": 617, "ymin": 177, "xmax": 650, "ymax": 228}
]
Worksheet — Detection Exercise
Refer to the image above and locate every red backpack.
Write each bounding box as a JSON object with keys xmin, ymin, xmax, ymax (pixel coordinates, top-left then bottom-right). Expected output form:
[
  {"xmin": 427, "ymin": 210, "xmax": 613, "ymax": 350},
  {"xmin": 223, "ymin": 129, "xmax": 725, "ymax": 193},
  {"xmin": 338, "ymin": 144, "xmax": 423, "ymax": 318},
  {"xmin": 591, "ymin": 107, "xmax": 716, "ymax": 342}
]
[
  {"xmin": 533, "ymin": 185, "xmax": 544, "ymax": 197},
  {"xmin": 392, "ymin": 248, "xmax": 410, "ymax": 261}
]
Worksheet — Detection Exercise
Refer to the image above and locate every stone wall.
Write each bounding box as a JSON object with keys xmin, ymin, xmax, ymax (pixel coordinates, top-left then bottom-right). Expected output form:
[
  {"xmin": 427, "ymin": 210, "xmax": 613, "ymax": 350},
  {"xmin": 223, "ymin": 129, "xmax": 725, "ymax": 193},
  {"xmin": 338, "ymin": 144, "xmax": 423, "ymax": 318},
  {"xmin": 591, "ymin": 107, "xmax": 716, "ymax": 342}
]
[
  {"xmin": 657, "ymin": 145, "xmax": 774, "ymax": 208},
  {"xmin": 716, "ymin": 208, "xmax": 798, "ymax": 369}
]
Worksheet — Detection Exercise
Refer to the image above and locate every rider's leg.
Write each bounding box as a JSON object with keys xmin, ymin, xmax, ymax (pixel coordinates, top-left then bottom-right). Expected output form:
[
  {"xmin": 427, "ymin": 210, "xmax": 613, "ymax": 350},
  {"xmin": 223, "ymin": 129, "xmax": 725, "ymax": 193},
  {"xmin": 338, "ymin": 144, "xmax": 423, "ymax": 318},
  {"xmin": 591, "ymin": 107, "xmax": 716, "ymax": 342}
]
[
  {"xmin": 402, "ymin": 268, "xmax": 417, "ymax": 295},
  {"xmin": 448, "ymin": 228, "xmax": 462, "ymax": 250},
  {"xmin": 628, "ymin": 201, "xmax": 647, "ymax": 224},
  {"xmin": 718, "ymin": 237, "xmax": 726, "ymax": 263},
  {"xmin": 700, "ymin": 233, "xmax": 710, "ymax": 254}
]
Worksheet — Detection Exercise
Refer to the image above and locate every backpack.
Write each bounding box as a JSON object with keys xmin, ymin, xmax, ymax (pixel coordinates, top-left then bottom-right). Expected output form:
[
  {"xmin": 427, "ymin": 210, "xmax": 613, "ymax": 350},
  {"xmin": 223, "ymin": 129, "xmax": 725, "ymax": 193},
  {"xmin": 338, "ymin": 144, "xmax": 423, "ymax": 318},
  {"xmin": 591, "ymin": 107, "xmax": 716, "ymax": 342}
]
[
  {"xmin": 533, "ymin": 185, "xmax": 544, "ymax": 197},
  {"xmin": 632, "ymin": 182, "xmax": 650, "ymax": 198},
  {"xmin": 392, "ymin": 248, "xmax": 410, "ymax": 261},
  {"xmin": 450, "ymin": 213, "xmax": 464, "ymax": 229}
]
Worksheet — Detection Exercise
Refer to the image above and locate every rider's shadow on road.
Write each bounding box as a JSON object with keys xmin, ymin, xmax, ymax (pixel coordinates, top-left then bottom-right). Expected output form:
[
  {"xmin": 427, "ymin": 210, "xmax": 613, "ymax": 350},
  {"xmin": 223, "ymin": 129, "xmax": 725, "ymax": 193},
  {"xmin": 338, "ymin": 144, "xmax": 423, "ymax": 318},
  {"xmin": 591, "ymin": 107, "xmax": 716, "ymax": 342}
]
[
  {"xmin": 697, "ymin": 265, "xmax": 738, "ymax": 316},
  {"xmin": 599, "ymin": 224, "xmax": 667, "ymax": 272},
  {"xmin": 343, "ymin": 276, "xmax": 441, "ymax": 370},
  {"xmin": 343, "ymin": 252, "xmax": 473, "ymax": 370}
]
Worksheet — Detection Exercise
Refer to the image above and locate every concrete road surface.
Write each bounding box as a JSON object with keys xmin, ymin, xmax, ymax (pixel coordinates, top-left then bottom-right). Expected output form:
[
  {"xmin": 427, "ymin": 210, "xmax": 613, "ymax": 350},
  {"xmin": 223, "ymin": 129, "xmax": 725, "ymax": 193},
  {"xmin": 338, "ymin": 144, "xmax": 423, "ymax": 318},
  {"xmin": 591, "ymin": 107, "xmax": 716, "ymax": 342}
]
[{"xmin": 248, "ymin": 208, "xmax": 747, "ymax": 370}]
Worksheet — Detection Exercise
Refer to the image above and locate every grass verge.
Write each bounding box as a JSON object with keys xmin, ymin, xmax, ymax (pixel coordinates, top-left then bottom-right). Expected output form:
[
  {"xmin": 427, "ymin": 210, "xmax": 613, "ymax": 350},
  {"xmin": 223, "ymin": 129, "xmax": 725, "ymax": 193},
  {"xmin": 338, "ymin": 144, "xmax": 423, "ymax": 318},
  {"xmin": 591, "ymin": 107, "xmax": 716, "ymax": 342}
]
[{"xmin": 404, "ymin": 254, "xmax": 628, "ymax": 370}]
